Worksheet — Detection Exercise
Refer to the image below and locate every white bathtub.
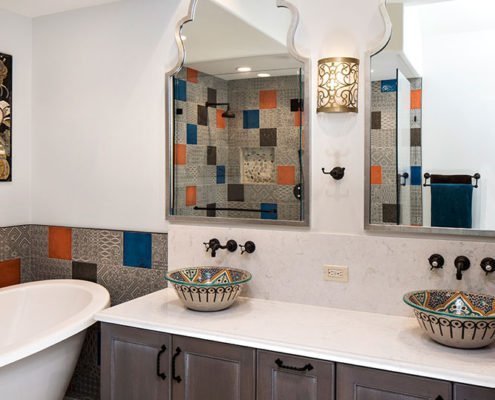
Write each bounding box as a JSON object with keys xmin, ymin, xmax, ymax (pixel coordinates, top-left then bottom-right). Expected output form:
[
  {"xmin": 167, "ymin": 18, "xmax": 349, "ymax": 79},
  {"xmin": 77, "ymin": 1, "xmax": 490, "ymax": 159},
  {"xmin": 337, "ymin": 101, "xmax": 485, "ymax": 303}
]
[{"xmin": 0, "ymin": 279, "xmax": 110, "ymax": 400}]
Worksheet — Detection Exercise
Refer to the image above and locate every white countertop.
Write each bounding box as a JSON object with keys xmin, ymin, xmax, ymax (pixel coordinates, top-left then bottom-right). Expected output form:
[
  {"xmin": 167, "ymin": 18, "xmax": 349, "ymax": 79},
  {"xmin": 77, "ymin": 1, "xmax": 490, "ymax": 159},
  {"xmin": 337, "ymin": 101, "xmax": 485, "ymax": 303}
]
[{"xmin": 95, "ymin": 288, "xmax": 495, "ymax": 388}]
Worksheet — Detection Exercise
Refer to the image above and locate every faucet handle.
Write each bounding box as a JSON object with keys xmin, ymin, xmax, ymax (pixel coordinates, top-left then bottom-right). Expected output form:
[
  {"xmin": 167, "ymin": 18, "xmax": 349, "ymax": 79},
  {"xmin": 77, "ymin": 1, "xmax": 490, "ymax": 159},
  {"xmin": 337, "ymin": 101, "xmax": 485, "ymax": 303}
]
[
  {"xmin": 240, "ymin": 241, "xmax": 256, "ymax": 255},
  {"xmin": 481, "ymin": 258, "xmax": 495, "ymax": 275},
  {"xmin": 428, "ymin": 254, "xmax": 444, "ymax": 270},
  {"xmin": 203, "ymin": 238, "xmax": 220, "ymax": 253}
]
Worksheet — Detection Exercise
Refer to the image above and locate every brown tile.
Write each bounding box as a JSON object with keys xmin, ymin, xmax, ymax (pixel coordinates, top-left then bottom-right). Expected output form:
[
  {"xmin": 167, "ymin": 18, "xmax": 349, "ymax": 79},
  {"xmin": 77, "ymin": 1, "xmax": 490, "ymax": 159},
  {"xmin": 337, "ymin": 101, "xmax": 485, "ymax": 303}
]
[
  {"xmin": 383, "ymin": 204, "xmax": 399, "ymax": 223},
  {"xmin": 371, "ymin": 111, "xmax": 381, "ymax": 129},
  {"xmin": 228, "ymin": 184, "xmax": 245, "ymax": 202},
  {"xmin": 0, "ymin": 258, "xmax": 20, "ymax": 288},
  {"xmin": 411, "ymin": 128, "xmax": 421, "ymax": 146},
  {"xmin": 197, "ymin": 105, "xmax": 208, "ymax": 126},
  {"xmin": 72, "ymin": 261, "xmax": 97, "ymax": 283},
  {"xmin": 260, "ymin": 128, "xmax": 277, "ymax": 146},
  {"xmin": 48, "ymin": 226, "xmax": 72, "ymax": 260}
]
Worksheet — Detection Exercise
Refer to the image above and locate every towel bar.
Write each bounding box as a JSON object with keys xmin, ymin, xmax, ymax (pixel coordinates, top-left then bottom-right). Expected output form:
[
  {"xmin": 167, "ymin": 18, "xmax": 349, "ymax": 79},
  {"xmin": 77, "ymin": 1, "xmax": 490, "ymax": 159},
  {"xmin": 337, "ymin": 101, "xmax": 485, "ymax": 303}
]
[{"xmin": 423, "ymin": 173, "xmax": 480, "ymax": 188}]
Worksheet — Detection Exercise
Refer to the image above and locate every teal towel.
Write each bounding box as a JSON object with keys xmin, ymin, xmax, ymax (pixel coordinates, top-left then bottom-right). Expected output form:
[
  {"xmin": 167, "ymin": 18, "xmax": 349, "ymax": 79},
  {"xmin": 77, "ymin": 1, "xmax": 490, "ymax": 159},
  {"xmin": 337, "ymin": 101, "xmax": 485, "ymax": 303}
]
[{"xmin": 431, "ymin": 184, "xmax": 473, "ymax": 228}]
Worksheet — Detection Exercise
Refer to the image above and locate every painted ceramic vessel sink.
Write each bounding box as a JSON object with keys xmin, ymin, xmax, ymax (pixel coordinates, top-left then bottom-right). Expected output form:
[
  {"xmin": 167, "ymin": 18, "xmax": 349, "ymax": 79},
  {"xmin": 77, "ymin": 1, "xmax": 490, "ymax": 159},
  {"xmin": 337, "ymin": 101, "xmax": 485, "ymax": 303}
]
[
  {"xmin": 403, "ymin": 290, "xmax": 495, "ymax": 349},
  {"xmin": 165, "ymin": 267, "xmax": 252, "ymax": 312}
]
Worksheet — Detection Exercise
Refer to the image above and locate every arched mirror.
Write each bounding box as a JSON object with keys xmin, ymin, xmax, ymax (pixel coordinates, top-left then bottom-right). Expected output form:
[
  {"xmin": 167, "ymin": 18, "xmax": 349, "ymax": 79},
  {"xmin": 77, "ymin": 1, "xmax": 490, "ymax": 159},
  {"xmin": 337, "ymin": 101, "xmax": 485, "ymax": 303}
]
[
  {"xmin": 166, "ymin": 0, "xmax": 310, "ymax": 226},
  {"xmin": 365, "ymin": 0, "xmax": 495, "ymax": 237}
]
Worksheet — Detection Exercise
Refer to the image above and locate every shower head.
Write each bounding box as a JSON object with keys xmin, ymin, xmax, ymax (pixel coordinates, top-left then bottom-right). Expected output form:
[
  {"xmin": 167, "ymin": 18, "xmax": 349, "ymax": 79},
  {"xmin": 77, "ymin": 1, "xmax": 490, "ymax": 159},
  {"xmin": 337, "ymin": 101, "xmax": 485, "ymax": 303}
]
[{"xmin": 205, "ymin": 102, "xmax": 236, "ymax": 119}]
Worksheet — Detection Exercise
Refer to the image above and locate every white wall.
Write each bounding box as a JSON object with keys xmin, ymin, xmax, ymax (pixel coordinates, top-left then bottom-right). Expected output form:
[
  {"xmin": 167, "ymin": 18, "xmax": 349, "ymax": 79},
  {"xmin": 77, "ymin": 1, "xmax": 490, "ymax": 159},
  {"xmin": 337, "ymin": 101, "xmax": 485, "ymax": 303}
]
[
  {"xmin": 31, "ymin": 0, "xmax": 184, "ymax": 231},
  {"xmin": 27, "ymin": 0, "xmax": 495, "ymax": 316},
  {"xmin": 0, "ymin": 10, "xmax": 32, "ymax": 226},
  {"xmin": 419, "ymin": 1, "xmax": 495, "ymax": 230}
]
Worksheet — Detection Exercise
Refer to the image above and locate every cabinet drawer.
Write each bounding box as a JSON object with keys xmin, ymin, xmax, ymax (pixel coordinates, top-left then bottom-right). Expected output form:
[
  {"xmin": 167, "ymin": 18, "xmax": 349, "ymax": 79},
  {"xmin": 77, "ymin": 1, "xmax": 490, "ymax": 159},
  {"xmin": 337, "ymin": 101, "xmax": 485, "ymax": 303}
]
[
  {"xmin": 337, "ymin": 364, "xmax": 451, "ymax": 400},
  {"xmin": 257, "ymin": 350, "xmax": 335, "ymax": 400},
  {"xmin": 454, "ymin": 383, "xmax": 495, "ymax": 400}
]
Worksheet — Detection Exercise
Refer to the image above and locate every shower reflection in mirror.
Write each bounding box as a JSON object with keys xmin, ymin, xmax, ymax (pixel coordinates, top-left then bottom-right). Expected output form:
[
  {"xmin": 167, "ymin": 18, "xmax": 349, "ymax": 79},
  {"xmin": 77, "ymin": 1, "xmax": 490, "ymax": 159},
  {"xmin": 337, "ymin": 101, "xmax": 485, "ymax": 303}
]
[
  {"xmin": 369, "ymin": 0, "xmax": 495, "ymax": 231},
  {"xmin": 169, "ymin": 0, "xmax": 306, "ymax": 223}
]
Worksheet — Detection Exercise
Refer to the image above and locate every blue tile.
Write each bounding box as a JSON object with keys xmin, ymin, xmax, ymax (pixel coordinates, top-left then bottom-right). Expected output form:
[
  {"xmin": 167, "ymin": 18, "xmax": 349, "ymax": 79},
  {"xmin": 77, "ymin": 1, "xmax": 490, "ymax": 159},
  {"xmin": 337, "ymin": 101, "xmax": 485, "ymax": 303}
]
[
  {"xmin": 174, "ymin": 78, "xmax": 187, "ymax": 101},
  {"xmin": 243, "ymin": 110, "xmax": 260, "ymax": 129},
  {"xmin": 187, "ymin": 124, "xmax": 197, "ymax": 144},
  {"xmin": 381, "ymin": 79, "xmax": 397, "ymax": 92},
  {"xmin": 261, "ymin": 203, "xmax": 278, "ymax": 220},
  {"xmin": 411, "ymin": 166, "xmax": 422, "ymax": 186},
  {"xmin": 216, "ymin": 165, "xmax": 225, "ymax": 184},
  {"xmin": 123, "ymin": 232, "xmax": 152, "ymax": 268}
]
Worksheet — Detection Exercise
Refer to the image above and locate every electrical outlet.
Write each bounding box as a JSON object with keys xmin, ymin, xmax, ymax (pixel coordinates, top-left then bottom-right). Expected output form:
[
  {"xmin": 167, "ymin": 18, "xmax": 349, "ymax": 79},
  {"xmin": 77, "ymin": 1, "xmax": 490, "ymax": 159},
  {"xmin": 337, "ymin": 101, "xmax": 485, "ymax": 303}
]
[{"xmin": 323, "ymin": 265, "xmax": 349, "ymax": 282}]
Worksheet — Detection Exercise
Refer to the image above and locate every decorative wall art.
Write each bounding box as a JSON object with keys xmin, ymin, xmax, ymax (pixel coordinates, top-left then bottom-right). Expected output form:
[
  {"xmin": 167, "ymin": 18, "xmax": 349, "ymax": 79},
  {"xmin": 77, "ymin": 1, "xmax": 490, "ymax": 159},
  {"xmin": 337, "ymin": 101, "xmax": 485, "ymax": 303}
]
[{"xmin": 0, "ymin": 52, "xmax": 12, "ymax": 182}]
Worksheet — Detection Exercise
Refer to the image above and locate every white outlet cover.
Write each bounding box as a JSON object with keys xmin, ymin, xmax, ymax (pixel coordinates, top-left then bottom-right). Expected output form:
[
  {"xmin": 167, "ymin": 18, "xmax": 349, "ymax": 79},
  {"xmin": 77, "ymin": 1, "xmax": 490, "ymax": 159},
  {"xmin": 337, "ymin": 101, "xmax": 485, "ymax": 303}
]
[{"xmin": 323, "ymin": 265, "xmax": 349, "ymax": 283}]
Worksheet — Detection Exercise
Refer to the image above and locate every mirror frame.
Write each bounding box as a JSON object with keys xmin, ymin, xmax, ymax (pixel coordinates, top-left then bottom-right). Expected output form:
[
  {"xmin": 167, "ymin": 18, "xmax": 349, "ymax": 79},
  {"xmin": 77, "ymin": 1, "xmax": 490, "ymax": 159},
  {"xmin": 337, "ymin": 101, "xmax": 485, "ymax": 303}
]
[
  {"xmin": 364, "ymin": 0, "xmax": 495, "ymax": 238},
  {"xmin": 165, "ymin": 0, "xmax": 311, "ymax": 226}
]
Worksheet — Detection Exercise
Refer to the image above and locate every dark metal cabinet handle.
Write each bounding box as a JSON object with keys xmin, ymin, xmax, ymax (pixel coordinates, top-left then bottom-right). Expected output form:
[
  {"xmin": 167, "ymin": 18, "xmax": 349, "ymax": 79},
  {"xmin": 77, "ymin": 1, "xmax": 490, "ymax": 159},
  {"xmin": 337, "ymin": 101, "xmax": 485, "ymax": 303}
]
[
  {"xmin": 275, "ymin": 358, "xmax": 314, "ymax": 372},
  {"xmin": 156, "ymin": 345, "xmax": 167, "ymax": 380},
  {"xmin": 172, "ymin": 347, "xmax": 182, "ymax": 383}
]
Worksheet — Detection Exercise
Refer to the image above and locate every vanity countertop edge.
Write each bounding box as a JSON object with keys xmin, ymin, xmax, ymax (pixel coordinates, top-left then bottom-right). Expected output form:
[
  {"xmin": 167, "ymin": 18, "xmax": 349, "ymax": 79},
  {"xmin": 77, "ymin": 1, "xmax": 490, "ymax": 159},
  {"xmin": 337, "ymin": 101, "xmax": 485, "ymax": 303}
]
[{"xmin": 95, "ymin": 288, "xmax": 495, "ymax": 388}]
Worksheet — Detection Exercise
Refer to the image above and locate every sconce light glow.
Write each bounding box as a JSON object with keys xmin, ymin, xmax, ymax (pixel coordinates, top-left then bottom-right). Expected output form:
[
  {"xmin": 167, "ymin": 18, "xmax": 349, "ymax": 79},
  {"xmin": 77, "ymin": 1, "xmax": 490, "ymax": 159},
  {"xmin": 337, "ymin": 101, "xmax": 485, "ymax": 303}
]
[
  {"xmin": 257, "ymin": 73, "xmax": 271, "ymax": 78},
  {"xmin": 236, "ymin": 66, "xmax": 252, "ymax": 72},
  {"xmin": 317, "ymin": 57, "xmax": 360, "ymax": 113}
]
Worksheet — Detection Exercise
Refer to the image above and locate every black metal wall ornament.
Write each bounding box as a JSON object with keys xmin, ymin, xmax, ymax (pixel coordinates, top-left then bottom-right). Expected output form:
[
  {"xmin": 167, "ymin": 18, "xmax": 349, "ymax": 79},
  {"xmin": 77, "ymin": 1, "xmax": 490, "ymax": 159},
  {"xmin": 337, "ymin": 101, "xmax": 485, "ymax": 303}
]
[{"xmin": 322, "ymin": 167, "xmax": 345, "ymax": 180}]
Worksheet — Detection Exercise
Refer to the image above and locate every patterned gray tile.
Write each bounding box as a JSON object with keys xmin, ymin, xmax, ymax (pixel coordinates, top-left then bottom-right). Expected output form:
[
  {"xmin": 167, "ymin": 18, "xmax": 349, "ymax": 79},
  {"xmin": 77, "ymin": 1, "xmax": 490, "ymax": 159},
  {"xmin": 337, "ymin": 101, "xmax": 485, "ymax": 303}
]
[
  {"xmin": 98, "ymin": 230, "xmax": 122, "ymax": 266},
  {"xmin": 73, "ymin": 229, "xmax": 99, "ymax": 263}
]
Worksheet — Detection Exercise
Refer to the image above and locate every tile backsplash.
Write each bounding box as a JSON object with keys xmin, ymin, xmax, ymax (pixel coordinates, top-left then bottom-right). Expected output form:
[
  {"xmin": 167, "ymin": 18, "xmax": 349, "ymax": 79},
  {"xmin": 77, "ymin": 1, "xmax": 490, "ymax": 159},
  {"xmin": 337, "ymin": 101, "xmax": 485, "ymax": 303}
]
[{"xmin": 0, "ymin": 225, "xmax": 168, "ymax": 400}]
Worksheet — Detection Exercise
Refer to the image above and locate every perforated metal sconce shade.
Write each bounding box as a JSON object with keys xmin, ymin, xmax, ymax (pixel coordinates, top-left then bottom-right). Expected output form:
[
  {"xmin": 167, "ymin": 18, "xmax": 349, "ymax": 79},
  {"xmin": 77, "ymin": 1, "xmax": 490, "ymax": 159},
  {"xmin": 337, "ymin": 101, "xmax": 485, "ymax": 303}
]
[{"xmin": 317, "ymin": 57, "xmax": 360, "ymax": 113}]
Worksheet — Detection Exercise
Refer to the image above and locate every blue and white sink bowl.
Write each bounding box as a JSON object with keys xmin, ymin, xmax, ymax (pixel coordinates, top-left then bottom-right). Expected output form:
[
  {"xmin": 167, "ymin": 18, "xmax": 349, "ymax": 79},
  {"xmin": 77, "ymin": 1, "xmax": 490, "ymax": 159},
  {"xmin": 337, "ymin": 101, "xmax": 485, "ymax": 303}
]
[
  {"xmin": 404, "ymin": 290, "xmax": 495, "ymax": 349},
  {"xmin": 165, "ymin": 266, "xmax": 252, "ymax": 312}
]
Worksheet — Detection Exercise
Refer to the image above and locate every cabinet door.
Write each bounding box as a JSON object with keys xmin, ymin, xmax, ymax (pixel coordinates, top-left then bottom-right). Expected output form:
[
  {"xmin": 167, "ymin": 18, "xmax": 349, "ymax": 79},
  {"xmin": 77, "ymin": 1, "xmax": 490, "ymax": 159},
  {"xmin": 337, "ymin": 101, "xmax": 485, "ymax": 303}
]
[
  {"xmin": 171, "ymin": 335, "xmax": 256, "ymax": 400},
  {"xmin": 101, "ymin": 323, "xmax": 171, "ymax": 400},
  {"xmin": 337, "ymin": 364, "xmax": 451, "ymax": 400},
  {"xmin": 257, "ymin": 350, "xmax": 335, "ymax": 400},
  {"xmin": 454, "ymin": 383, "xmax": 495, "ymax": 400}
]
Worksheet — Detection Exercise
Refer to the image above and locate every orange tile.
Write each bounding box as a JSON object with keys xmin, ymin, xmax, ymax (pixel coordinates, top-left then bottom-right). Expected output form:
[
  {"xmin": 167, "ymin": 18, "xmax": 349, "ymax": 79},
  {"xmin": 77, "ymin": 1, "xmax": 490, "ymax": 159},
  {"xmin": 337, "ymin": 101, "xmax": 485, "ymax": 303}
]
[
  {"xmin": 174, "ymin": 144, "xmax": 186, "ymax": 165},
  {"xmin": 48, "ymin": 227, "xmax": 72, "ymax": 260},
  {"xmin": 370, "ymin": 165, "xmax": 383, "ymax": 185},
  {"xmin": 216, "ymin": 109, "xmax": 226, "ymax": 129},
  {"xmin": 277, "ymin": 166, "xmax": 296, "ymax": 185},
  {"xmin": 187, "ymin": 68, "xmax": 198, "ymax": 83},
  {"xmin": 294, "ymin": 111, "xmax": 303, "ymax": 127},
  {"xmin": 0, "ymin": 259, "xmax": 21, "ymax": 288},
  {"xmin": 186, "ymin": 186, "xmax": 197, "ymax": 206},
  {"xmin": 259, "ymin": 90, "xmax": 277, "ymax": 109},
  {"xmin": 411, "ymin": 89, "xmax": 422, "ymax": 109}
]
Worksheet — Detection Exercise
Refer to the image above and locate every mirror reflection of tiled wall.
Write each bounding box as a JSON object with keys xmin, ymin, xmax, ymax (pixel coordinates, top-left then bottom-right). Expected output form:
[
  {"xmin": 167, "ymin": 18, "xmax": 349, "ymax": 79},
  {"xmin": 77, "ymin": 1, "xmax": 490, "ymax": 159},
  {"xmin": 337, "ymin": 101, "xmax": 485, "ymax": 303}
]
[
  {"xmin": 173, "ymin": 68, "xmax": 303, "ymax": 221},
  {"xmin": 370, "ymin": 78, "xmax": 423, "ymax": 225}
]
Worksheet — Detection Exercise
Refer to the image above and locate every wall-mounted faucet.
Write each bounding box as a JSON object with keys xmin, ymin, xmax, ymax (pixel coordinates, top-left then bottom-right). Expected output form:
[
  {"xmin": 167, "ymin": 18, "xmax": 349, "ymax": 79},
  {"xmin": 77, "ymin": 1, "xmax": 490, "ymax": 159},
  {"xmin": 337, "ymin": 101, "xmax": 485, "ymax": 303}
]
[
  {"xmin": 203, "ymin": 238, "xmax": 238, "ymax": 258},
  {"xmin": 454, "ymin": 256, "xmax": 470, "ymax": 280}
]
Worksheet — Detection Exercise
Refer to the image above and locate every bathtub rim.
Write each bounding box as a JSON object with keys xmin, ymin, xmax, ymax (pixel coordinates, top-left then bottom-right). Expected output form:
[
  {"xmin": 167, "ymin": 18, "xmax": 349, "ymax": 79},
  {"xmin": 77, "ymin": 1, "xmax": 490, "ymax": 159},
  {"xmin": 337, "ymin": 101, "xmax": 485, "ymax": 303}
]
[{"xmin": 0, "ymin": 279, "xmax": 110, "ymax": 368}]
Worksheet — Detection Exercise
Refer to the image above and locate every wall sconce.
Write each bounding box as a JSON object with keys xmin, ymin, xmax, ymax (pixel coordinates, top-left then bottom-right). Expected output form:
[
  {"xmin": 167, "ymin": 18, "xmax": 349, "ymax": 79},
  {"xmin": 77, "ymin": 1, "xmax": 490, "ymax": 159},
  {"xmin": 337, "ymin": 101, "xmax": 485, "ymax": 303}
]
[{"xmin": 317, "ymin": 57, "xmax": 360, "ymax": 113}]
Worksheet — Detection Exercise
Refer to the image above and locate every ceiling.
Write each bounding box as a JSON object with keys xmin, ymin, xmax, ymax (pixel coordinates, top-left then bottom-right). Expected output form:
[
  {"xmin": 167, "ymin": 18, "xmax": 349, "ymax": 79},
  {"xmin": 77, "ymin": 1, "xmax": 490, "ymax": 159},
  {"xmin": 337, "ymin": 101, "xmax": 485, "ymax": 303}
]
[
  {"xmin": 0, "ymin": 0, "xmax": 121, "ymax": 18},
  {"xmin": 182, "ymin": 0, "xmax": 299, "ymax": 80}
]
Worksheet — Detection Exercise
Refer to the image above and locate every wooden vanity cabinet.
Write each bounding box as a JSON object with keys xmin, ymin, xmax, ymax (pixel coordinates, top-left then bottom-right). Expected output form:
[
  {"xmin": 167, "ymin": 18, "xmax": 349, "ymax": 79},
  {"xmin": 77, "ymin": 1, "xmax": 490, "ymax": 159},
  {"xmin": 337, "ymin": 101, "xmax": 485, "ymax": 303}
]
[
  {"xmin": 454, "ymin": 383, "xmax": 495, "ymax": 399},
  {"xmin": 257, "ymin": 350, "xmax": 335, "ymax": 400},
  {"xmin": 337, "ymin": 364, "xmax": 452, "ymax": 400},
  {"xmin": 101, "ymin": 323, "xmax": 495, "ymax": 400},
  {"xmin": 101, "ymin": 323, "xmax": 256, "ymax": 400},
  {"xmin": 101, "ymin": 324, "xmax": 171, "ymax": 400},
  {"xmin": 171, "ymin": 335, "xmax": 256, "ymax": 400}
]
